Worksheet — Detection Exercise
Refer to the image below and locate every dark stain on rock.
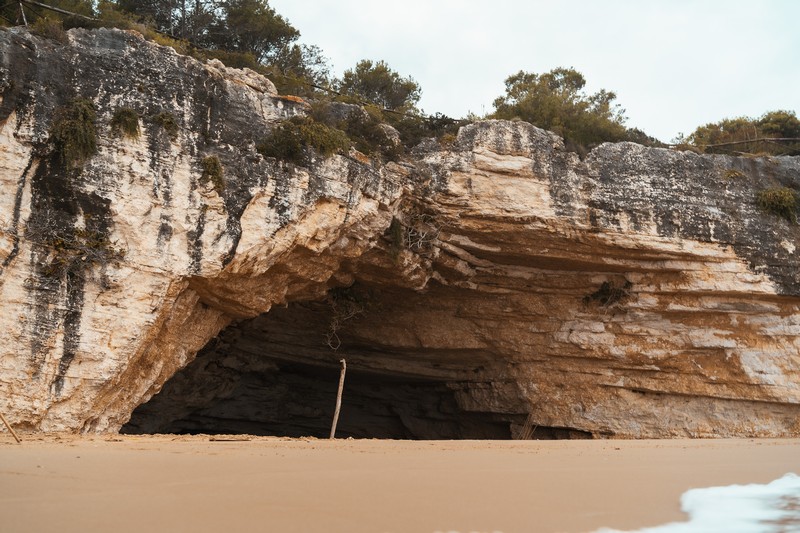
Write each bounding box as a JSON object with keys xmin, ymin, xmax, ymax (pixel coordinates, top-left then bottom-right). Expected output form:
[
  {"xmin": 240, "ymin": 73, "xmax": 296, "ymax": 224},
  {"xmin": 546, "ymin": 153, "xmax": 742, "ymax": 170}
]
[
  {"xmin": 26, "ymin": 153, "xmax": 78, "ymax": 375},
  {"xmin": 187, "ymin": 207, "xmax": 206, "ymax": 275},
  {"xmin": 215, "ymin": 155, "xmax": 280, "ymax": 267},
  {"xmin": 157, "ymin": 214, "xmax": 173, "ymax": 247},
  {"xmin": 0, "ymin": 31, "xmax": 37, "ymax": 126},
  {"xmin": 149, "ymin": 154, "xmax": 174, "ymax": 201},
  {"xmin": 219, "ymin": 221, "xmax": 240, "ymax": 267},
  {"xmin": 24, "ymin": 131, "xmax": 116, "ymax": 387},
  {"xmin": 53, "ymin": 269, "xmax": 85, "ymax": 395},
  {"xmin": 268, "ymin": 164, "xmax": 294, "ymax": 229},
  {"xmin": 1, "ymin": 155, "xmax": 35, "ymax": 271},
  {"xmin": 154, "ymin": 166, "xmax": 174, "ymax": 247}
]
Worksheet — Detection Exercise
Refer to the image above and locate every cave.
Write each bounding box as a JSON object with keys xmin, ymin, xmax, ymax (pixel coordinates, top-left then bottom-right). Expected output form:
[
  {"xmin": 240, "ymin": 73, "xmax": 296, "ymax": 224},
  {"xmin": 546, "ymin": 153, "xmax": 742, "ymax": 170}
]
[
  {"xmin": 123, "ymin": 289, "xmax": 511, "ymax": 439},
  {"xmin": 122, "ymin": 355, "xmax": 512, "ymax": 439},
  {"xmin": 123, "ymin": 282, "xmax": 593, "ymax": 440}
]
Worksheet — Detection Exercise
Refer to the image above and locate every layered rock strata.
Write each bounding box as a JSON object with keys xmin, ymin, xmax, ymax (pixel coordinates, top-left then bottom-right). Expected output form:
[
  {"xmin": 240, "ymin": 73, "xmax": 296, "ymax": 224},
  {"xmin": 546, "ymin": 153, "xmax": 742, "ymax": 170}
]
[{"xmin": 2, "ymin": 27, "xmax": 799, "ymax": 437}]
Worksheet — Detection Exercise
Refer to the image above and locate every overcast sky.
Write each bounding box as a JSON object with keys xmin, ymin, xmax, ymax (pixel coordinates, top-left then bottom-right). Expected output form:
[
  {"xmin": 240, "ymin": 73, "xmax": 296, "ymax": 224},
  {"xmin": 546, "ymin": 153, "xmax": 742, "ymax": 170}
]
[{"xmin": 268, "ymin": 0, "xmax": 799, "ymax": 143}]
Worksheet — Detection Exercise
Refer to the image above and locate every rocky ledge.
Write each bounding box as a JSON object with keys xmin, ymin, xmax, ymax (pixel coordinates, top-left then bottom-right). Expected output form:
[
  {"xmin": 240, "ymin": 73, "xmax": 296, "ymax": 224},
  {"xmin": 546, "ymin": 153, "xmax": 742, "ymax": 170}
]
[{"xmin": 2, "ymin": 27, "xmax": 799, "ymax": 438}]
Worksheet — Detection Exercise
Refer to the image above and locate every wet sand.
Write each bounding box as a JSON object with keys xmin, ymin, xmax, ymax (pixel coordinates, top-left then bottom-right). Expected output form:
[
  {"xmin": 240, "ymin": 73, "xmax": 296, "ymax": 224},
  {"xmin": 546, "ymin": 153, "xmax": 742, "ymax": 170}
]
[{"xmin": 1, "ymin": 435, "xmax": 799, "ymax": 533}]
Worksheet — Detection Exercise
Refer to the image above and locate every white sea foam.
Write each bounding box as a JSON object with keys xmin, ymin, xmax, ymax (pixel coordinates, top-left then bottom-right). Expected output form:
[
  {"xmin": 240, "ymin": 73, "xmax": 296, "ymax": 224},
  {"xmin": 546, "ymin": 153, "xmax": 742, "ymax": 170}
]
[{"xmin": 594, "ymin": 473, "xmax": 800, "ymax": 533}]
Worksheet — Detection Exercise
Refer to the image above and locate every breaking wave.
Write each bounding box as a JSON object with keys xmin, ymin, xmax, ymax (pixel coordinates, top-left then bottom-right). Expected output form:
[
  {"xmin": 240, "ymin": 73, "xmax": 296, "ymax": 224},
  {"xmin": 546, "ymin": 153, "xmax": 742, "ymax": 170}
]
[{"xmin": 595, "ymin": 473, "xmax": 800, "ymax": 533}]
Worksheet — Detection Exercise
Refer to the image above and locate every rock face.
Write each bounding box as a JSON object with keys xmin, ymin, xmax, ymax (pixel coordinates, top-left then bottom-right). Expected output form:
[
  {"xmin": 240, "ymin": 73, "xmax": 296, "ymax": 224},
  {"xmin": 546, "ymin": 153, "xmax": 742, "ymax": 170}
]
[{"xmin": 2, "ymin": 27, "xmax": 800, "ymax": 438}]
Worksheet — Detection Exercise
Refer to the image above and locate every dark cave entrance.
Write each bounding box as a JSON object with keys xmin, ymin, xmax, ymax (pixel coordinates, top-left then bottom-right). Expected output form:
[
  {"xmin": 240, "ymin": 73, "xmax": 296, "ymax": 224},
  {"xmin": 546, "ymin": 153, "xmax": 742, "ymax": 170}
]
[
  {"xmin": 122, "ymin": 292, "xmax": 517, "ymax": 439},
  {"xmin": 123, "ymin": 355, "xmax": 512, "ymax": 439},
  {"xmin": 122, "ymin": 284, "xmax": 593, "ymax": 440}
]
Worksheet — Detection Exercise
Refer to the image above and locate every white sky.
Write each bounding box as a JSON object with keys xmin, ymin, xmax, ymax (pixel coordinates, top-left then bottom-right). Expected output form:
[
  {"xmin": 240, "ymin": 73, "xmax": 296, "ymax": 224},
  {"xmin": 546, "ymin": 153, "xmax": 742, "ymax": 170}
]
[{"xmin": 269, "ymin": 0, "xmax": 800, "ymax": 142}]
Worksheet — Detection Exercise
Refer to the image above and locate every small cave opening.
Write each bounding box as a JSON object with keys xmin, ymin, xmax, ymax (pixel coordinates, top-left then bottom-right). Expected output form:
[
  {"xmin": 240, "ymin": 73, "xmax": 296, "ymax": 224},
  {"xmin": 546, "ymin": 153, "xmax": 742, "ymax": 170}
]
[{"xmin": 122, "ymin": 284, "xmax": 592, "ymax": 440}]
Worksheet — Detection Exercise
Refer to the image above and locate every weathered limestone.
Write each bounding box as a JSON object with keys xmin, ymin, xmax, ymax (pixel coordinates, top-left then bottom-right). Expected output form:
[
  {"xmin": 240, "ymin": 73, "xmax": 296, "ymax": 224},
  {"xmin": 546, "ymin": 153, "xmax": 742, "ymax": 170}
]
[
  {"xmin": 0, "ymin": 27, "xmax": 404, "ymax": 432},
  {"xmin": 1, "ymin": 27, "xmax": 799, "ymax": 437},
  {"xmin": 403, "ymin": 122, "xmax": 800, "ymax": 438}
]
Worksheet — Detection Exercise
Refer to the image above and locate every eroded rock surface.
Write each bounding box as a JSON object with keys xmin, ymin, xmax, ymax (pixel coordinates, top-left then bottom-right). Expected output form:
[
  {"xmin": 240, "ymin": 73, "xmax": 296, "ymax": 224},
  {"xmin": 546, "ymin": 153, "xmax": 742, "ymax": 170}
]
[
  {"xmin": 2, "ymin": 28, "xmax": 799, "ymax": 437},
  {"xmin": 0, "ymin": 27, "xmax": 403, "ymax": 432}
]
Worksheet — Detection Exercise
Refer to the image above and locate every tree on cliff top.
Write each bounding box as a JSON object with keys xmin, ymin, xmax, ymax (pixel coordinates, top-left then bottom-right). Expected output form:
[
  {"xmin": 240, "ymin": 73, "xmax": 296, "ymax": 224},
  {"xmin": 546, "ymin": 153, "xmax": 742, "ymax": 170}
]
[
  {"xmin": 336, "ymin": 59, "xmax": 421, "ymax": 111},
  {"xmin": 113, "ymin": 0, "xmax": 329, "ymax": 93},
  {"xmin": 206, "ymin": 0, "xmax": 298, "ymax": 62},
  {"xmin": 684, "ymin": 110, "xmax": 800, "ymax": 156},
  {"xmin": 115, "ymin": 0, "xmax": 220, "ymax": 43},
  {"xmin": 116, "ymin": 0, "xmax": 297, "ymax": 62},
  {"xmin": 491, "ymin": 67, "xmax": 629, "ymax": 149}
]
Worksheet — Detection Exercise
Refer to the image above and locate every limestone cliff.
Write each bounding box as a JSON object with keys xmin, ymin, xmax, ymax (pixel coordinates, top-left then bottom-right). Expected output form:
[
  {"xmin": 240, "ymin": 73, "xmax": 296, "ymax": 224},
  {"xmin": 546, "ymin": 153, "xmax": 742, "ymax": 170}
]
[{"xmin": 2, "ymin": 27, "xmax": 799, "ymax": 438}]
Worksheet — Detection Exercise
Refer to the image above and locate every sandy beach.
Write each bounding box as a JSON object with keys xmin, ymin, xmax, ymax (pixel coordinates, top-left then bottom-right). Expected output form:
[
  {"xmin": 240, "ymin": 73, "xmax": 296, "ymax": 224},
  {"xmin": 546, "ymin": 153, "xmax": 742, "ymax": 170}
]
[{"xmin": 1, "ymin": 435, "xmax": 799, "ymax": 533}]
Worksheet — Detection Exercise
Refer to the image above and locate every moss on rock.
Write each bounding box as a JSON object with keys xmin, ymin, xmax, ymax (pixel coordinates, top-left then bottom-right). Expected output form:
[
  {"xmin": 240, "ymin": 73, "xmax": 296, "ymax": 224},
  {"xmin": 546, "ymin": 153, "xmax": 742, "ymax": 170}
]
[
  {"xmin": 200, "ymin": 155, "xmax": 225, "ymax": 195},
  {"xmin": 757, "ymin": 187, "xmax": 798, "ymax": 224},
  {"xmin": 50, "ymin": 98, "xmax": 97, "ymax": 169},
  {"xmin": 111, "ymin": 107, "xmax": 140, "ymax": 138},
  {"xmin": 257, "ymin": 116, "xmax": 350, "ymax": 166}
]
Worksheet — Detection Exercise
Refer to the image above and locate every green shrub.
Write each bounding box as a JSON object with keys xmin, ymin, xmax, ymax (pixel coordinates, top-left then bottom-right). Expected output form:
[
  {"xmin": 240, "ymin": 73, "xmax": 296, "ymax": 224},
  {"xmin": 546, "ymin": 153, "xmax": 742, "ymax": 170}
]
[
  {"xmin": 757, "ymin": 187, "xmax": 798, "ymax": 223},
  {"xmin": 198, "ymin": 49, "xmax": 260, "ymax": 70},
  {"xmin": 26, "ymin": 212, "xmax": 126, "ymax": 280},
  {"xmin": 339, "ymin": 106, "xmax": 404, "ymax": 160},
  {"xmin": 110, "ymin": 107, "xmax": 140, "ymax": 138},
  {"xmin": 40, "ymin": 227, "xmax": 125, "ymax": 278},
  {"xmin": 50, "ymin": 98, "xmax": 97, "ymax": 168},
  {"xmin": 200, "ymin": 155, "xmax": 224, "ymax": 194},
  {"xmin": 439, "ymin": 133, "xmax": 457, "ymax": 147},
  {"xmin": 342, "ymin": 106, "xmax": 388, "ymax": 155},
  {"xmin": 491, "ymin": 68, "xmax": 629, "ymax": 149},
  {"xmin": 151, "ymin": 112, "xmax": 179, "ymax": 139},
  {"xmin": 84, "ymin": 3, "xmax": 134, "ymax": 30},
  {"xmin": 144, "ymin": 29, "xmax": 192, "ymax": 56},
  {"xmin": 686, "ymin": 110, "xmax": 800, "ymax": 156},
  {"xmin": 724, "ymin": 169, "xmax": 746, "ymax": 180},
  {"xmin": 386, "ymin": 111, "xmax": 460, "ymax": 149},
  {"xmin": 31, "ymin": 17, "xmax": 69, "ymax": 44},
  {"xmin": 625, "ymin": 127, "xmax": 666, "ymax": 147},
  {"xmin": 309, "ymin": 100, "xmax": 408, "ymax": 161},
  {"xmin": 257, "ymin": 116, "xmax": 350, "ymax": 165}
]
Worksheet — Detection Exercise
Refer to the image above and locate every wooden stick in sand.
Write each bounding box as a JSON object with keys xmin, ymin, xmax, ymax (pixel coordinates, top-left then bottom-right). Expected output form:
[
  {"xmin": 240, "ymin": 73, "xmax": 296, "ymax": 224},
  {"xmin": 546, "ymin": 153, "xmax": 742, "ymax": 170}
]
[
  {"xmin": 329, "ymin": 359, "xmax": 347, "ymax": 439},
  {"xmin": 0, "ymin": 410, "xmax": 21, "ymax": 443}
]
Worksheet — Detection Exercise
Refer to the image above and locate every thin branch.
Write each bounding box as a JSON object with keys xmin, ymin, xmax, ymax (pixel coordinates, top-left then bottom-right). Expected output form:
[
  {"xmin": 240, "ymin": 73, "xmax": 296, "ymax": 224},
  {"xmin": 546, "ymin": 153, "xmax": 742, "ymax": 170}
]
[
  {"xmin": 329, "ymin": 359, "xmax": 347, "ymax": 439},
  {"xmin": 18, "ymin": 1, "xmax": 27, "ymax": 26},
  {"xmin": 0, "ymin": 411, "xmax": 21, "ymax": 443},
  {"xmin": 19, "ymin": 1, "xmax": 45, "ymax": 21},
  {"xmin": 21, "ymin": 0, "xmax": 96, "ymax": 21}
]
